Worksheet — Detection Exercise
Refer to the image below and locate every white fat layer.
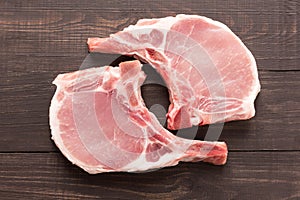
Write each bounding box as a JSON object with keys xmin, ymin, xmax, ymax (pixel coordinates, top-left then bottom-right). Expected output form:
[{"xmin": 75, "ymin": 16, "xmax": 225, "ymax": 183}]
[
  {"xmin": 122, "ymin": 150, "xmax": 180, "ymax": 172},
  {"xmin": 111, "ymin": 16, "xmax": 197, "ymax": 126},
  {"xmin": 50, "ymin": 65, "xmax": 193, "ymax": 174},
  {"xmin": 50, "ymin": 67, "xmax": 129, "ymax": 173},
  {"xmin": 51, "ymin": 14, "xmax": 259, "ymax": 173},
  {"xmin": 122, "ymin": 16, "xmax": 175, "ymax": 51},
  {"xmin": 109, "ymin": 14, "xmax": 260, "ymax": 126},
  {"xmin": 50, "ymin": 67, "xmax": 115, "ymax": 173}
]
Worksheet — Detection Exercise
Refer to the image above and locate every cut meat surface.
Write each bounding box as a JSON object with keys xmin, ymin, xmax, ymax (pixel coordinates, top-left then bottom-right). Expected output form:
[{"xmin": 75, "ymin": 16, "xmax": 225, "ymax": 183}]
[
  {"xmin": 88, "ymin": 14, "xmax": 261, "ymax": 130},
  {"xmin": 49, "ymin": 60, "xmax": 227, "ymax": 174}
]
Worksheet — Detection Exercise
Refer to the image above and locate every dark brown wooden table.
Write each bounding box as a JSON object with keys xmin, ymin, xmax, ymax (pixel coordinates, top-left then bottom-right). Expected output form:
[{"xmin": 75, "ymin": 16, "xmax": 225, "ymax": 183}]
[{"xmin": 1, "ymin": 0, "xmax": 299, "ymax": 199}]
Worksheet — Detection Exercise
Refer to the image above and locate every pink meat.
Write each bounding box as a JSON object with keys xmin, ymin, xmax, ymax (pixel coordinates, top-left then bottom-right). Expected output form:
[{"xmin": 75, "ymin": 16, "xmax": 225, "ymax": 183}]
[
  {"xmin": 49, "ymin": 60, "xmax": 227, "ymax": 173},
  {"xmin": 88, "ymin": 14, "xmax": 261, "ymax": 130}
]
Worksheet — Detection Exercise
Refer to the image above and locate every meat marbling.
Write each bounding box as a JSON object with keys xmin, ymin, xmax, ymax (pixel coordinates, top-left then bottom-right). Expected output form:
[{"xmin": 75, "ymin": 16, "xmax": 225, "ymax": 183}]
[
  {"xmin": 49, "ymin": 60, "xmax": 227, "ymax": 173},
  {"xmin": 88, "ymin": 14, "xmax": 261, "ymax": 130}
]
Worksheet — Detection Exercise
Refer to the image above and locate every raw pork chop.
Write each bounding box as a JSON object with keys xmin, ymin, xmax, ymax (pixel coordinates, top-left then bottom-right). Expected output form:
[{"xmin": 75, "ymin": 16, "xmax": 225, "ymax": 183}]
[
  {"xmin": 49, "ymin": 60, "xmax": 227, "ymax": 173},
  {"xmin": 88, "ymin": 14, "xmax": 261, "ymax": 129}
]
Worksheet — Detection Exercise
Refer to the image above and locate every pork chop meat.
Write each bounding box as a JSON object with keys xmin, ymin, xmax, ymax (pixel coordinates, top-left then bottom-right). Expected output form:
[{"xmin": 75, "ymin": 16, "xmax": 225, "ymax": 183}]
[
  {"xmin": 88, "ymin": 14, "xmax": 261, "ymax": 129},
  {"xmin": 49, "ymin": 60, "xmax": 227, "ymax": 174}
]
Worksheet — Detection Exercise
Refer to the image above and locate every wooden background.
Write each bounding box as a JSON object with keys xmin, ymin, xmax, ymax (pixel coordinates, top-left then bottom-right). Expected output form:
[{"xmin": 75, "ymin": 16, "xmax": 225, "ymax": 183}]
[{"xmin": 1, "ymin": 0, "xmax": 299, "ymax": 199}]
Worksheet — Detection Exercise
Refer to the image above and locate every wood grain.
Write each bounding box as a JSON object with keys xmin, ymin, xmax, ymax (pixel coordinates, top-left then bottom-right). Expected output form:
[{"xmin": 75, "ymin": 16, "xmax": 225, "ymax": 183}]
[
  {"xmin": 1, "ymin": 69, "xmax": 299, "ymax": 152},
  {"xmin": 1, "ymin": 0, "xmax": 299, "ymax": 199},
  {"xmin": 0, "ymin": 152, "xmax": 299, "ymax": 200},
  {"xmin": 0, "ymin": 0, "xmax": 298, "ymax": 70}
]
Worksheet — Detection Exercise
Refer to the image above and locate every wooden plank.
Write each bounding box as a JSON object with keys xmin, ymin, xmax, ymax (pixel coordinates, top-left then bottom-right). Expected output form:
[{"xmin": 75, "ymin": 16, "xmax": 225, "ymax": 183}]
[
  {"xmin": 0, "ymin": 0, "xmax": 298, "ymax": 70},
  {"xmin": 143, "ymin": 71, "xmax": 300, "ymax": 151},
  {"xmin": 0, "ymin": 70, "xmax": 299, "ymax": 152},
  {"xmin": 0, "ymin": 1, "xmax": 299, "ymax": 199},
  {"xmin": 0, "ymin": 152, "xmax": 299, "ymax": 199}
]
